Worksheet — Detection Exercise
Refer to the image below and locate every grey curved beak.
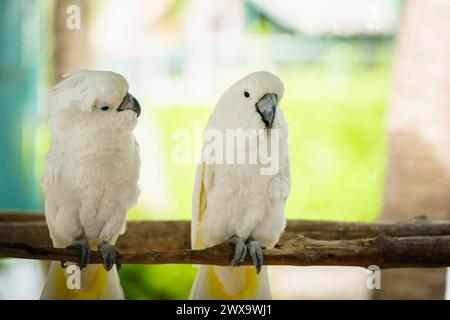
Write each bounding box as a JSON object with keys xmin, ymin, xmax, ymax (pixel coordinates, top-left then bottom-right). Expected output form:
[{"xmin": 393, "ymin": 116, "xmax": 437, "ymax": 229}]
[
  {"xmin": 117, "ymin": 92, "xmax": 141, "ymax": 118},
  {"xmin": 256, "ymin": 93, "xmax": 277, "ymax": 129}
]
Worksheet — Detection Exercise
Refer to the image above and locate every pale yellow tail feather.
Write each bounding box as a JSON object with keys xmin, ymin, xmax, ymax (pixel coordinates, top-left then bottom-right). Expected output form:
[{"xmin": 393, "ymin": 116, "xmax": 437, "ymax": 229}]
[
  {"xmin": 40, "ymin": 262, "xmax": 124, "ymax": 300},
  {"xmin": 189, "ymin": 265, "xmax": 271, "ymax": 300}
]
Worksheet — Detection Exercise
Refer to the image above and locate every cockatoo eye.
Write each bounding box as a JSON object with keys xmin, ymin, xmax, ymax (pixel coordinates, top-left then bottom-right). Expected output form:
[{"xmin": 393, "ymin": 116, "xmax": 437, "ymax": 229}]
[
  {"xmin": 244, "ymin": 91, "xmax": 250, "ymax": 98},
  {"xmin": 96, "ymin": 103, "xmax": 111, "ymax": 111}
]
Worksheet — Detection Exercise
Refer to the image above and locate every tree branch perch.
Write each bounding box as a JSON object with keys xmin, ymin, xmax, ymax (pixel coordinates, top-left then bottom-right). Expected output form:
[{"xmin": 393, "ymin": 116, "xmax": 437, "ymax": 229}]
[{"xmin": 0, "ymin": 212, "xmax": 449, "ymax": 269}]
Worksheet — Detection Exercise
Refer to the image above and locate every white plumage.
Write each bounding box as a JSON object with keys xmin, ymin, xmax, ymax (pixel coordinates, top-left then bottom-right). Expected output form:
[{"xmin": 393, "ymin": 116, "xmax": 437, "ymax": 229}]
[
  {"xmin": 41, "ymin": 70, "xmax": 141, "ymax": 300},
  {"xmin": 190, "ymin": 71, "xmax": 290, "ymax": 299}
]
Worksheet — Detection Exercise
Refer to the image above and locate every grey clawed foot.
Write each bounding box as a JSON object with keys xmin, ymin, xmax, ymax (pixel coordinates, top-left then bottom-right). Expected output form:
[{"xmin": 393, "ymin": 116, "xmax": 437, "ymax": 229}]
[
  {"xmin": 228, "ymin": 236, "xmax": 265, "ymax": 273},
  {"xmin": 229, "ymin": 235, "xmax": 247, "ymax": 267},
  {"xmin": 61, "ymin": 236, "xmax": 91, "ymax": 270},
  {"xmin": 98, "ymin": 242, "xmax": 119, "ymax": 271},
  {"xmin": 246, "ymin": 239, "xmax": 264, "ymax": 274}
]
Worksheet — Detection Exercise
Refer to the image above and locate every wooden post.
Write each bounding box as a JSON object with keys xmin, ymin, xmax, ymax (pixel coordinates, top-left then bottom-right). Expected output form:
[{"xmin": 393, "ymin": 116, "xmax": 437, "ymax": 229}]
[
  {"xmin": 54, "ymin": 0, "xmax": 91, "ymax": 81},
  {"xmin": 379, "ymin": 0, "xmax": 450, "ymax": 299}
]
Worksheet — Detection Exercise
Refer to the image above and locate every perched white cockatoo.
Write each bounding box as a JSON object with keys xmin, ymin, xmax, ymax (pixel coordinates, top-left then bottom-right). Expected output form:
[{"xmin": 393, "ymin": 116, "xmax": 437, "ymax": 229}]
[
  {"xmin": 40, "ymin": 70, "xmax": 141, "ymax": 300},
  {"xmin": 190, "ymin": 71, "xmax": 290, "ymax": 299}
]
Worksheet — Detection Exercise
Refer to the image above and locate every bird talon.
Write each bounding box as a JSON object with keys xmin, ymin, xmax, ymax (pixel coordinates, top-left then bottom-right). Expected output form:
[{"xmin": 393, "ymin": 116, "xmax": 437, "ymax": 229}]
[
  {"xmin": 64, "ymin": 236, "xmax": 91, "ymax": 270},
  {"xmin": 229, "ymin": 235, "xmax": 247, "ymax": 267},
  {"xmin": 98, "ymin": 242, "xmax": 118, "ymax": 271},
  {"xmin": 246, "ymin": 239, "xmax": 264, "ymax": 274}
]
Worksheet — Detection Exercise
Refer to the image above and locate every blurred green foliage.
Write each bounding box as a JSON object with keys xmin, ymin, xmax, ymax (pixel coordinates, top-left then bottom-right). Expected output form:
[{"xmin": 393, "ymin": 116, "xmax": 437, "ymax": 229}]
[
  {"xmin": 120, "ymin": 264, "xmax": 197, "ymax": 300},
  {"xmin": 151, "ymin": 66, "xmax": 390, "ymax": 222}
]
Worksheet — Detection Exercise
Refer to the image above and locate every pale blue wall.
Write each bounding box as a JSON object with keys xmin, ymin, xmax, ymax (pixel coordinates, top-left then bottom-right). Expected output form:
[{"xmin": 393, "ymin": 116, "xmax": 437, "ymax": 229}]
[{"xmin": 0, "ymin": 0, "xmax": 48, "ymax": 211}]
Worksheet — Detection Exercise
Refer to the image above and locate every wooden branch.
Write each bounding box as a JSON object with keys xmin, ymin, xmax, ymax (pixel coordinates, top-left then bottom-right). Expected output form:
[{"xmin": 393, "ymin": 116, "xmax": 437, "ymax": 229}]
[
  {"xmin": 1, "ymin": 213, "xmax": 449, "ymax": 269},
  {"xmin": 1, "ymin": 212, "xmax": 449, "ymax": 250},
  {"xmin": 1, "ymin": 234, "xmax": 449, "ymax": 269}
]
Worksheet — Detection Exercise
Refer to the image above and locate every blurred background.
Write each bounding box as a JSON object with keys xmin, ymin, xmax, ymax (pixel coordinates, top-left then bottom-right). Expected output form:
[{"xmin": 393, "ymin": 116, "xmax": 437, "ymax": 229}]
[{"xmin": 0, "ymin": 0, "xmax": 449, "ymax": 299}]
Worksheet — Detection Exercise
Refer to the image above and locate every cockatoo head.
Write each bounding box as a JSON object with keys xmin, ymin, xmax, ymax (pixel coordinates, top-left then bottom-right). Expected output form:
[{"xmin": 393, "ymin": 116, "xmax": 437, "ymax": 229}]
[
  {"xmin": 212, "ymin": 71, "xmax": 285, "ymax": 129},
  {"xmin": 49, "ymin": 70, "xmax": 141, "ymax": 133}
]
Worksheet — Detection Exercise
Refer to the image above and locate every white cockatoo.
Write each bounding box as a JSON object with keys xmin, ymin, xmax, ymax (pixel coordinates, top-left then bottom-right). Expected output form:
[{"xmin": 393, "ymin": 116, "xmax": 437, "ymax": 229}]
[
  {"xmin": 40, "ymin": 70, "xmax": 141, "ymax": 300},
  {"xmin": 190, "ymin": 71, "xmax": 290, "ymax": 299}
]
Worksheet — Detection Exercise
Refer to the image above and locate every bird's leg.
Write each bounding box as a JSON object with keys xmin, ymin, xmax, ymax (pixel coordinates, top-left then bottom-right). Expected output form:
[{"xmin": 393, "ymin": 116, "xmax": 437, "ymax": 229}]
[
  {"xmin": 228, "ymin": 235, "xmax": 247, "ymax": 267},
  {"xmin": 61, "ymin": 235, "xmax": 91, "ymax": 270},
  {"xmin": 98, "ymin": 242, "xmax": 120, "ymax": 271},
  {"xmin": 246, "ymin": 239, "xmax": 265, "ymax": 274}
]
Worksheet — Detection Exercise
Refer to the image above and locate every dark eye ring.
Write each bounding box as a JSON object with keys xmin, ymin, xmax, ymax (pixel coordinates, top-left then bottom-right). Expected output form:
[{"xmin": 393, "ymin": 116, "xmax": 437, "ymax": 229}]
[{"xmin": 244, "ymin": 91, "xmax": 250, "ymax": 98}]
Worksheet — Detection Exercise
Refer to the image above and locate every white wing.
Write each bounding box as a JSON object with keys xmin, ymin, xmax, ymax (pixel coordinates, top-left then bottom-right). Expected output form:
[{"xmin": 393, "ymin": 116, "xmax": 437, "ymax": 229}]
[
  {"xmin": 41, "ymin": 159, "xmax": 60, "ymax": 244},
  {"xmin": 191, "ymin": 160, "xmax": 213, "ymax": 249}
]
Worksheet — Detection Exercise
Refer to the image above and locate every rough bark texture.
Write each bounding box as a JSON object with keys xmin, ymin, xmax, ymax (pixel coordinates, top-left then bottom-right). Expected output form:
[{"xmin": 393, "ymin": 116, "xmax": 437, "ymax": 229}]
[
  {"xmin": 1, "ymin": 234, "xmax": 449, "ymax": 268},
  {"xmin": 381, "ymin": 0, "xmax": 450, "ymax": 299},
  {"xmin": 1, "ymin": 213, "xmax": 450, "ymax": 250},
  {"xmin": 1, "ymin": 213, "xmax": 449, "ymax": 269}
]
